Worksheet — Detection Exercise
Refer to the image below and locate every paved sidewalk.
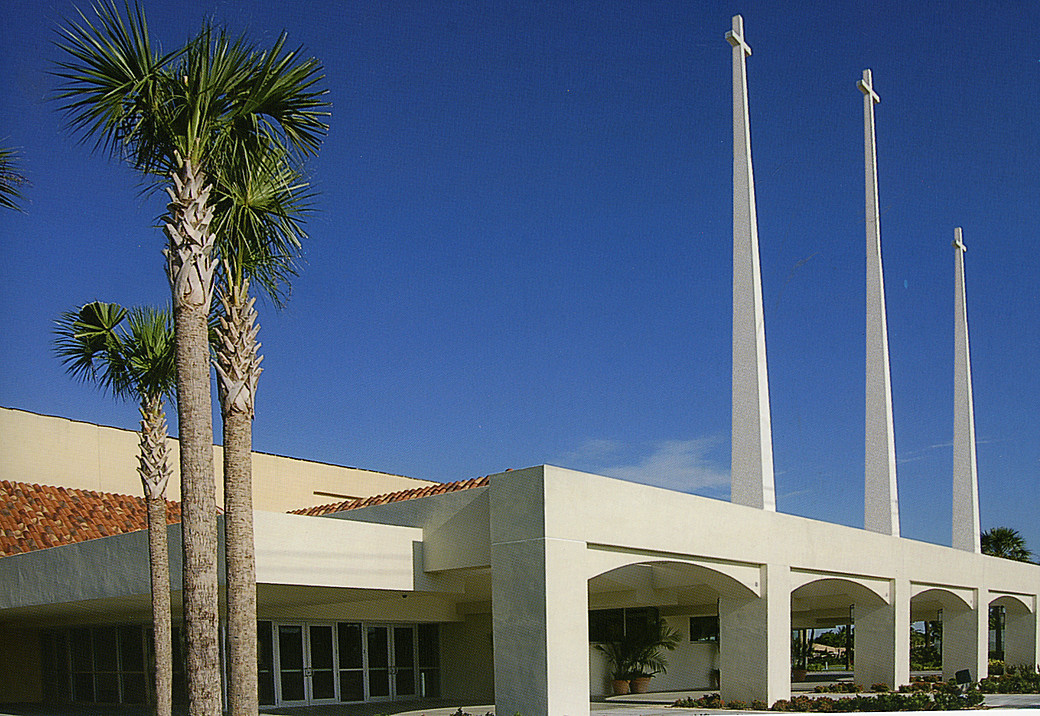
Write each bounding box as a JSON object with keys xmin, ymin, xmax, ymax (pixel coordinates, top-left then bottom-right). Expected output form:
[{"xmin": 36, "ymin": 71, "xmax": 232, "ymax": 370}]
[{"xmin": 1, "ymin": 691, "xmax": 1038, "ymax": 716}]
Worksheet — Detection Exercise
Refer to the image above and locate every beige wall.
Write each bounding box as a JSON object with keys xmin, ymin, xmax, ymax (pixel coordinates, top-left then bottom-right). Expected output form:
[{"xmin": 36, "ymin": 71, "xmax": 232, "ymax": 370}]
[{"xmin": 0, "ymin": 407, "xmax": 433, "ymax": 512}]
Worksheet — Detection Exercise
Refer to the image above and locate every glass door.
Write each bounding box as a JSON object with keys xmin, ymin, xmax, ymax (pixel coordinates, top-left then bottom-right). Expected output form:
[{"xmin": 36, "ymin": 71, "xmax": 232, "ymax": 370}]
[
  {"xmin": 365, "ymin": 625, "xmax": 392, "ymax": 700},
  {"xmin": 365, "ymin": 625, "xmax": 418, "ymax": 700},
  {"xmin": 393, "ymin": 626, "xmax": 417, "ymax": 697},
  {"xmin": 308, "ymin": 624, "xmax": 338, "ymax": 704},
  {"xmin": 275, "ymin": 622, "xmax": 339, "ymax": 705},
  {"xmin": 276, "ymin": 624, "xmax": 306, "ymax": 705}
]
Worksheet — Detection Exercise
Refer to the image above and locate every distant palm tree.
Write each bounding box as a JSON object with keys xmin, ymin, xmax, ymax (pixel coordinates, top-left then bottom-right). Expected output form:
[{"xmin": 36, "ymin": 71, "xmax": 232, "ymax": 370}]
[
  {"xmin": 0, "ymin": 145, "xmax": 28, "ymax": 211},
  {"xmin": 55, "ymin": 6, "xmax": 328, "ymax": 713},
  {"xmin": 55, "ymin": 302, "xmax": 176, "ymax": 716},
  {"xmin": 981, "ymin": 527, "xmax": 1033, "ymax": 562},
  {"xmin": 211, "ymin": 153, "xmax": 312, "ymax": 716}
]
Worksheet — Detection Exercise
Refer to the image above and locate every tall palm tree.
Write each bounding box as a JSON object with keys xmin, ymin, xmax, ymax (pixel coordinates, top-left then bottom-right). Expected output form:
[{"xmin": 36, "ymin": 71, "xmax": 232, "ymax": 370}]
[
  {"xmin": 55, "ymin": 7, "xmax": 328, "ymax": 714},
  {"xmin": 0, "ymin": 145, "xmax": 28, "ymax": 211},
  {"xmin": 981, "ymin": 527, "xmax": 1033, "ymax": 563},
  {"xmin": 211, "ymin": 152, "xmax": 311, "ymax": 716},
  {"xmin": 55, "ymin": 301, "xmax": 176, "ymax": 716}
]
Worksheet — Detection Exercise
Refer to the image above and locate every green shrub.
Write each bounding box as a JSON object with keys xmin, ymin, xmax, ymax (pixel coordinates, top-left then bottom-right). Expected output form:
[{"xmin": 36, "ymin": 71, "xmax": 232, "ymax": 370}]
[
  {"xmin": 978, "ymin": 663, "xmax": 1040, "ymax": 693},
  {"xmin": 869, "ymin": 683, "xmax": 888, "ymax": 692}
]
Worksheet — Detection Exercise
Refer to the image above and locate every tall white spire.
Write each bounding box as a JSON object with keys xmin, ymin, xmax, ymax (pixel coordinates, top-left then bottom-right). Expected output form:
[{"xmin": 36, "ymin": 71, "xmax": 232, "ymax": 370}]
[
  {"xmin": 859, "ymin": 69, "xmax": 900, "ymax": 536},
  {"xmin": 952, "ymin": 228, "xmax": 981, "ymax": 552},
  {"xmin": 727, "ymin": 15, "xmax": 776, "ymax": 511}
]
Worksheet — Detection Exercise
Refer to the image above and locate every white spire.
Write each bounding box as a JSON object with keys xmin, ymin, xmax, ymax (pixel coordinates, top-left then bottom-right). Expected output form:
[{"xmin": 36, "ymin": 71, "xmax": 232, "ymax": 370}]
[
  {"xmin": 727, "ymin": 15, "xmax": 776, "ymax": 511},
  {"xmin": 859, "ymin": 69, "xmax": 900, "ymax": 536},
  {"xmin": 952, "ymin": 228, "xmax": 981, "ymax": 552}
]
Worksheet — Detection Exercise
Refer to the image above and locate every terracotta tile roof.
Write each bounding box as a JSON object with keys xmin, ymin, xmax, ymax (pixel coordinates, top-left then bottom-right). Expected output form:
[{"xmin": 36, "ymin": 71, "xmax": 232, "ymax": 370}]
[
  {"xmin": 290, "ymin": 476, "xmax": 491, "ymax": 517},
  {"xmin": 0, "ymin": 480, "xmax": 181, "ymax": 557}
]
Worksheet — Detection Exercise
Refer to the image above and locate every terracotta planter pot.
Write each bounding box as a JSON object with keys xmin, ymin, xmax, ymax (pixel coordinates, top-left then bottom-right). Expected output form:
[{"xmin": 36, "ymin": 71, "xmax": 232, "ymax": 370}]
[
  {"xmin": 629, "ymin": 676, "xmax": 651, "ymax": 693},
  {"xmin": 611, "ymin": 679, "xmax": 630, "ymax": 695}
]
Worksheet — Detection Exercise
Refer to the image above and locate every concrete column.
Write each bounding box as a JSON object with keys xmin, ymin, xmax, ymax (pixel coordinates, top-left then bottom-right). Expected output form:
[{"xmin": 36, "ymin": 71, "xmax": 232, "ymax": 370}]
[
  {"xmin": 952, "ymin": 229, "xmax": 982, "ymax": 552},
  {"xmin": 726, "ymin": 14, "xmax": 777, "ymax": 512},
  {"xmin": 1002, "ymin": 602, "xmax": 1038, "ymax": 669},
  {"xmin": 718, "ymin": 564, "xmax": 790, "ymax": 705},
  {"xmin": 854, "ymin": 578, "xmax": 910, "ymax": 689},
  {"xmin": 942, "ymin": 590, "xmax": 988, "ymax": 681},
  {"xmin": 489, "ymin": 467, "xmax": 589, "ymax": 716},
  {"xmin": 859, "ymin": 69, "xmax": 900, "ymax": 537}
]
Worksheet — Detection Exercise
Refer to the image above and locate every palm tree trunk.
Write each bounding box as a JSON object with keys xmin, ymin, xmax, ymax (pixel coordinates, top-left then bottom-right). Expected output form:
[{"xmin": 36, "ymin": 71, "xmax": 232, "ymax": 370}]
[
  {"xmin": 164, "ymin": 157, "xmax": 221, "ymax": 716},
  {"xmin": 139, "ymin": 399, "xmax": 173, "ymax": 716},
  {"xmin": 216, "ymin": 281, "xmax": 261, "ymax": 716}
]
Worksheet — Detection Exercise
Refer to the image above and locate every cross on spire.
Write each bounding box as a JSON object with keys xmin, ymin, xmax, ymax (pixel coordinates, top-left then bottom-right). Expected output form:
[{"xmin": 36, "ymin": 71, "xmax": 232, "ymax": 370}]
[
  {"xmin": 726, "ymin": 15, "xmax": 752, "ymax": 57},
  {"xmin": 953, "ymin": 226, "xmax": 967, "ymax": 252},
  {"xmin": 858, "ymin": 68, "xmax": 880, "ymax": 104}
]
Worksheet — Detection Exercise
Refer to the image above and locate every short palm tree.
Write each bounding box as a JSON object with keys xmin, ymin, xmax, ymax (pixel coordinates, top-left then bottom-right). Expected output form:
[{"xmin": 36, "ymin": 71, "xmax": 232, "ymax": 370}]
[
  {"xmin": 55, "ymin": 301, "xmax": 176, "ymax": 716},
  {"xmin": 211, "ymin": 151, "xmax": 312, "ymax": 715},
  {"xmin": 0, "ymin": 145, "xmax": 28, "ymax": 211},
  {"xmin": 981, "ymin": 527, "xmax": 1033, "ymax": 563},
  {"xmin": 55, "ymin": 6, "xmax": 328, "ymax": 714}
]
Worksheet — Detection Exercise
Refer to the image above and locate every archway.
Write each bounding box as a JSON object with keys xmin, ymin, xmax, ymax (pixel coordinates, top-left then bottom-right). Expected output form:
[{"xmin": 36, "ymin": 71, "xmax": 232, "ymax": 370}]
[
  {"xmin": 990, "ymin": 594, "xmax": 1037, "ymax": 669},
  {"xmin": 587, "ymin": 559, "xmax": 759, "ymax": 698},
  {"xmin": 910, "ymin": 587, "xmax": 975, "ymax": 681},
  {"xmin": 790, "ymin": 576, "xmax": 894, "ymax": 690}
]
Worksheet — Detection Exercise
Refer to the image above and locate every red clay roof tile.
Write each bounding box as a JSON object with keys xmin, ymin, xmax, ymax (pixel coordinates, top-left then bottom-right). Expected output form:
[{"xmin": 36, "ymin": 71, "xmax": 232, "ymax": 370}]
[
  {"xmin": 0, "ymin": 480, "xmax": 182, "ymax": 558},
  {"xmin": 289, "ymin": 476, "xmax": 490, "ymax": 517}
]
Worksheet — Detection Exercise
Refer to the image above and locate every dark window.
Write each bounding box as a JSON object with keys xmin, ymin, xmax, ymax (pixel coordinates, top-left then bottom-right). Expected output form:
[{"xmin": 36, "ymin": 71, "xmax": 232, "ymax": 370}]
[
  {"xmin": 119, "ymin": 626, "xmax": 145, "ymax": 672},
  {"xmin": 589, "ymin": 607, "xmax": 659, "ymax": 643},
  {"xmin": 71, "ymin": 628, "xmax": 92, "ymax": 672},
  {"xmin": 93, "ymin": 627, "xmax": 119, "ymax": 673},
  {"xmin": 690, "ymin": 615, "xmax": 719, "ymax": 642},
  {"xmin": 417, "ymin": 623, "xmax": 440, "ymax": 698},
  {"xmin": 337, "ymin": 623, "xmax": 364, "ymax": 702},
  {"xmin": 339, "ymin": 670, "xmax": 364, "ymax": 702},
  {"xmin": 257, "ymin": 621, "xmax": 275, "ymax": 706}
]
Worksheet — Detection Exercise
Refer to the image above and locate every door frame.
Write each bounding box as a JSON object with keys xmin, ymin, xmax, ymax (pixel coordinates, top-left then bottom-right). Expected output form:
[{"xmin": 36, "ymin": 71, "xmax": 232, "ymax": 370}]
[
  {"xmin": 272, "ymin": 621, "xmax": 339, "ymax": 706},
  {"xmin": 270, "ymin": 620, "xmax": 421, "ymax": 706}
]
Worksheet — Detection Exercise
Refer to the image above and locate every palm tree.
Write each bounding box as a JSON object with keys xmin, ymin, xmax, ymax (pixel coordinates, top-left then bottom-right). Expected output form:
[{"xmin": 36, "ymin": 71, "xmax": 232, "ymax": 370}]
[
  {"xmin": 55, "ymin": 302, "xmax": 176, "ymax": 716},
  {"xmin": 981, "ymin": 527, "xmax": 1033, "ymax": 562},
  {"xmin": 55, "ymin": 7, "xmax": 328, "ymax": 714},
  {"xmin": 0, "ymin": 145, "xmax": 28, "ymax": 211},
  {"xmin": 211, "ymin": 152, "xmax": 312, "ymax": 716}
]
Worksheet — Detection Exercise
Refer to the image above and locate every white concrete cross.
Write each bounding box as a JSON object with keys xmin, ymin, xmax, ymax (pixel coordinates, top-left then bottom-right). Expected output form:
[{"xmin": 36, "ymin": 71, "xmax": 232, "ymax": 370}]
[
  {"xmin": 858, "ymin": 69, "xmax": 880, "ymax": 104},
  {"xmin": 726, "ymin": 15, "xmax": 752, "ymax": 57},
  {"xmin": 953, "ymin": 229, "xmax": 967, "ymax": 253}
]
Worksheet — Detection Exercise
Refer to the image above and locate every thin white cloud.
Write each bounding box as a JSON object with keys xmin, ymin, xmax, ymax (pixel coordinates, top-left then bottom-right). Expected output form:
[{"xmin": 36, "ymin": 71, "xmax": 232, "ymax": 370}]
[{"xmin": 560, "ymin": 437, "xmax": 730, "ymax": 494}]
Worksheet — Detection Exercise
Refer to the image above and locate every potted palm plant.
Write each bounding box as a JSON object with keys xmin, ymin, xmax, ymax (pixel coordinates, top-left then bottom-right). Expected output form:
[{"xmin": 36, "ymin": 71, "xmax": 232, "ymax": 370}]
[
  {"xmin": 628, "ymin": 617, "xmax": 681, "ymax": 693},
  {"xmin": 595, "ymin": 640, "xmax": 636, "ymax": 695}
]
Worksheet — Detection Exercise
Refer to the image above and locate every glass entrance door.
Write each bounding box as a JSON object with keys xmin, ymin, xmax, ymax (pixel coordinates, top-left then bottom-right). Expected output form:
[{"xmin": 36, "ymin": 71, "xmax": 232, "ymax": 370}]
[
  {"xmin": 276, "ymin": 624, "xmax": 306, "ymax": 705},
  {"xmin": 275, "ymin": 623, "xmax": 338, "ymax": 705},
  {"xmin": 365, "ymin": 625, "xmax": 417, "ymax": 700},
  {"xmin": 365, "ymin": 626, "xmax": 391, "ymax": 700},
  {"xmin": 307, "ymin": 624, "xmax": 337, "ymax": 704}
]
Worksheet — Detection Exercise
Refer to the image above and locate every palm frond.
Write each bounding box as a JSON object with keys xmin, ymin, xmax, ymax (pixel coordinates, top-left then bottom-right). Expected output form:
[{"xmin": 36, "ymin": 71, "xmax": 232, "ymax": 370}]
[
  {"xmin": 53, "ymin": 301, "xmax": 130, "ymax": 396},
  {"xmin": 124, "ymin": 305, "xmax": 177, "ymax": 401},
  {"xmin": 53, "ymin": 1, "xmax": 183, "ymax": 174},
  {"xmin": 210, "ymin": 149, "xmax": 312, "ymax": 307},
  {"xmin": 0, "ymin": 145, "xmax": 29, "ymax": 211}
]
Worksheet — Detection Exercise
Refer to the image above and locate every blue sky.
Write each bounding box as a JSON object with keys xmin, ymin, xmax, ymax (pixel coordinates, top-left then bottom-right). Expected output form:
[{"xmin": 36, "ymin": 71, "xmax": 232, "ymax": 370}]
[{"xmin": 1, "ymin": 1, "xmax": 1037, "ymax": 555}]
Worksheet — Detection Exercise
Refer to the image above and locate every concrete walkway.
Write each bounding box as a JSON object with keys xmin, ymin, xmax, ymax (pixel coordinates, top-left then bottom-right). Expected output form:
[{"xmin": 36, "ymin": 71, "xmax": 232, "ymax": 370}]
[{"xmin": 1, "ymin": 691, "xmax": 1038, "ymax": 716}]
